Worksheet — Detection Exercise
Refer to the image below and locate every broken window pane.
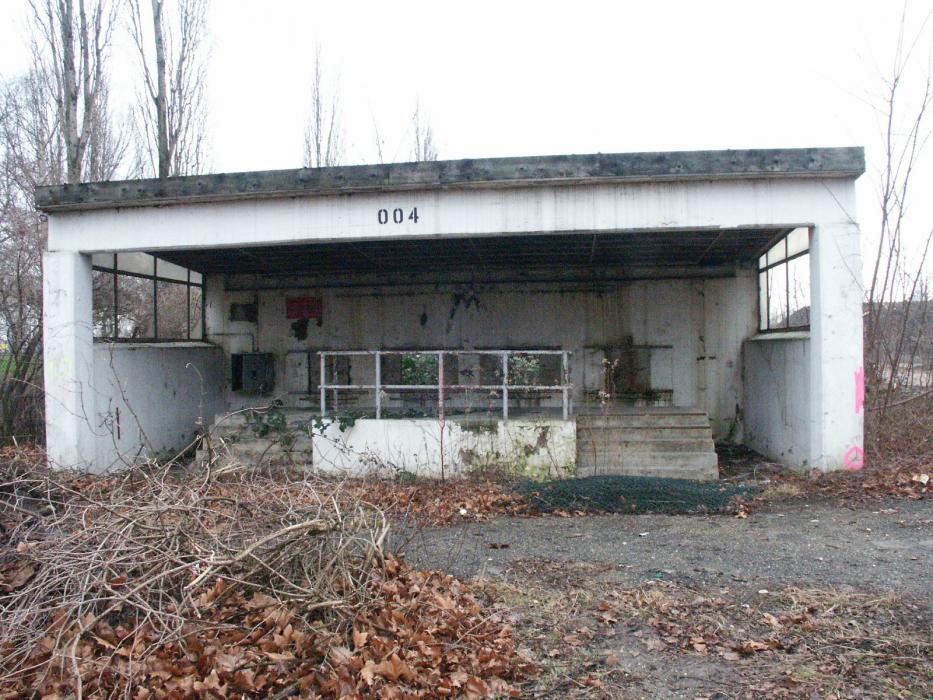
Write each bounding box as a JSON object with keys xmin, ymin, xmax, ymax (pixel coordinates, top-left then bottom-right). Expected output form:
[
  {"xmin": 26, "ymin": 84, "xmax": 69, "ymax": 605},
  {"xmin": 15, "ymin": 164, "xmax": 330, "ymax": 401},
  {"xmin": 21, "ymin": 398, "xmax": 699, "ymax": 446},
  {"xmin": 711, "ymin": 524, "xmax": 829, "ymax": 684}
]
[
  {"xmin": 767, "ymin": 265, "xmax": 788, "ymax": 329},
  {"xmin": 787, "ymin": 254, "xmax": 811, "ymax": 327},
  {"xmin": 189, "ymin": 286, "xmax": 203, "ymax": 339},
  {"xmin": 117, "ymin": 274, "xmax": 154, "ymax": 338},
  {"xmin": 92, "ymin": 270, "xmax": 115, "ymax": 338},
  {"xmin": 156, "ymin": 281, "xmax": 189, "ymax": 339},
  {"xmin": 759, "ymin": 271, "xmax": 769, "ymax": 330}
]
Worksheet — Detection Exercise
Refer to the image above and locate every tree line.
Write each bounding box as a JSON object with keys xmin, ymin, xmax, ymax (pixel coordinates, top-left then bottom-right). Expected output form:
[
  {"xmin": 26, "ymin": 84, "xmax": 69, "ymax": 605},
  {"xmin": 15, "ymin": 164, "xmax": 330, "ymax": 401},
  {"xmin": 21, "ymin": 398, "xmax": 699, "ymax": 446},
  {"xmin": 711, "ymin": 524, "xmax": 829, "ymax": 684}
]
[{"xmin": 0, "ymin": 0, "xmax": 439, "ymax": 443}]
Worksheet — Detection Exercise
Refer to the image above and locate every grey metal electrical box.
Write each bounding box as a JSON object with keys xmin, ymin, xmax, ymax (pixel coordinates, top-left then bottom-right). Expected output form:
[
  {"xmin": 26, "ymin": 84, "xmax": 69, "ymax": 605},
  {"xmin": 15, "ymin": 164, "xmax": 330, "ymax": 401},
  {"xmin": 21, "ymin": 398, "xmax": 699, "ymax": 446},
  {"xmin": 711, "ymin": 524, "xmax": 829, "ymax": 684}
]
[{"xmin": 231, "ymin": 352, "xmax": 275, "ymax": 394}]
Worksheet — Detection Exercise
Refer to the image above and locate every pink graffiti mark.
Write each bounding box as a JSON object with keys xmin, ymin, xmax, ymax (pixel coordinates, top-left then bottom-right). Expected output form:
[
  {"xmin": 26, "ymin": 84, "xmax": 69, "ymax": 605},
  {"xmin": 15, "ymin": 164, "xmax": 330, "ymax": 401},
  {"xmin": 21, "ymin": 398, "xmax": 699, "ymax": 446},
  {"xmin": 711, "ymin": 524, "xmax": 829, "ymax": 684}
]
[
  {"xmin": 844, "ymin": 446, "xmax": 865, "ymax": 471},
  {"xmin": 855, "ymin": 367, "xmax": 865, "ymax": 415}
]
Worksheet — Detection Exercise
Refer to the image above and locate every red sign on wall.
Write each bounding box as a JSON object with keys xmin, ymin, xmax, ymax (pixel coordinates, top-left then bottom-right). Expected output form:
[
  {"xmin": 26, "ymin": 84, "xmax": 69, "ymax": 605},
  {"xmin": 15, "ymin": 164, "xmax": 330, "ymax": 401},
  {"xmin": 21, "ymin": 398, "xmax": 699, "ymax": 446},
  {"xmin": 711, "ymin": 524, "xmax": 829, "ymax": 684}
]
[{"xmin": 285, "ymin": 296, "xmax": 323, "ymax": 320}]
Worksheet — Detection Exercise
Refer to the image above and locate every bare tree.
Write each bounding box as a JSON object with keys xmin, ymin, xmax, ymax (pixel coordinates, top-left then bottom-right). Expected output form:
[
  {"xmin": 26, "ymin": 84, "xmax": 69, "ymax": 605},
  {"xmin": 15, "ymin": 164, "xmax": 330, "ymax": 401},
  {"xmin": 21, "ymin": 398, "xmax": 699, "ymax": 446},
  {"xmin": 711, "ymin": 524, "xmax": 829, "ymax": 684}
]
[
  {"xmin": 372, "ymin": 115, "xmax": 385, "ymax": 165},
  {"xmin": 410, "ymin": 100, "xmax": 437, "ymax": 162},
  {"xmin": 128, "ymin": 0, "xmax": 210, "ymax": 178},
  {"xmin": 303, "ymin": 46, "xmax": 343, "ymax": 168},
  {"xmin": 26, "ymin": 0, "xmax": 120, "ymax": 184},
  {"xmin": 0, "ymin": 3, "xmax": 126, "ymax": 443},
  {"xmin": 864, "ymin": 7, "xmax": 933, "ymax": 438}
]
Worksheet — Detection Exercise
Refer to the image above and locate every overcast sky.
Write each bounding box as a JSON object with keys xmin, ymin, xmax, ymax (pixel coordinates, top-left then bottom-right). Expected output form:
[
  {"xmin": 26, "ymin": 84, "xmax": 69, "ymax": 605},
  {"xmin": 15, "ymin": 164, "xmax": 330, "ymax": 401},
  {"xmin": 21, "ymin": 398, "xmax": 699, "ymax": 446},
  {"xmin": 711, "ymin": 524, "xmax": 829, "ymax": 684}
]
[{"xmin": 1, "ymin": 0, "xmax": 932, "ymax": 272}]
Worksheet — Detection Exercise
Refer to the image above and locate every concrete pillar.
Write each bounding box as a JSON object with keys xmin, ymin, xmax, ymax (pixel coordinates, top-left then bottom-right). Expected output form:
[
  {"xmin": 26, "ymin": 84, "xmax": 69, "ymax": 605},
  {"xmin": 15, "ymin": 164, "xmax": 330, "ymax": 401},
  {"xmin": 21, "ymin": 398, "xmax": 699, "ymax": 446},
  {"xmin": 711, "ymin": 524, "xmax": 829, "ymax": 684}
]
[
  {"xmin": 43, "ymin": 250, "xmax": 96, "ymax": 469},
  {"xmin": 203, "ymin": 273, "xmax": 224, "ymax": 338},
  {"xmin": 809, "ymin": 222, "xmax": 864, "ymax": 471}
]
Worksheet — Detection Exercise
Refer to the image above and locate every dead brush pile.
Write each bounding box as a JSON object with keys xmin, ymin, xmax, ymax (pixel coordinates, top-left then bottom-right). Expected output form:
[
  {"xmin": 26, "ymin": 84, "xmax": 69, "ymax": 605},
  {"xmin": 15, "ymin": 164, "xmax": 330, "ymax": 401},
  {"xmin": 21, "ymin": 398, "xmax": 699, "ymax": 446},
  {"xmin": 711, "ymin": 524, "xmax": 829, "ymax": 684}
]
[
  {"xmin": 0, "ymin": 446, "xmax": 534, "ymax": 697},
  {"xmin": 340, "ymin": 478, "xmax": 534, "ymax": 527},
  {"xmin": 600, "ymin": 581, "xmax": 932, "ymax": 697}
]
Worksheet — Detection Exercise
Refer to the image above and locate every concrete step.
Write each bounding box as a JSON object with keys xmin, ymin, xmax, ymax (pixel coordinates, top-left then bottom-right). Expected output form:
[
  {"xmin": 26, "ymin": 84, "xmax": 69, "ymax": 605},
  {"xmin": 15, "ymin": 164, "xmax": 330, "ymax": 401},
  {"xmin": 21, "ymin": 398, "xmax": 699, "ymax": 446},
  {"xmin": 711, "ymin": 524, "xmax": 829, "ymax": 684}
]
[
  {"xmin": 575, "ymin": 409, "xmax": 718, "ymax": 481},
  {"xmin": 577, "ymin": 451, "xmax": 718, "ymax": 470},
  {"xmin": 199, "ymin": 435, "xmax": 314, "ymax": 462},
  {"xmin": 577, "ymin": 426, "xmax": 712, "ymax": 440},
  {"xmin": 215, "ymin": 435, "xmax": 313, "ymax": 452},
  {"xmin": 213, "ymin": 412, "xmax": 318, "ymax": 430},
  {"xmin": 576, "ymin": 463, "xmax": 718, "ymax": 481},
  {"xmin": 577, "ymin": 413, "xmax": 711, "ymax": 428},
  {"xmin": 209, "ymin": 425, "xmax": 315, "ymax": 442},
  {"xmin": 575, "ymin": 438, "xmax": 715, "ymax": 454}
]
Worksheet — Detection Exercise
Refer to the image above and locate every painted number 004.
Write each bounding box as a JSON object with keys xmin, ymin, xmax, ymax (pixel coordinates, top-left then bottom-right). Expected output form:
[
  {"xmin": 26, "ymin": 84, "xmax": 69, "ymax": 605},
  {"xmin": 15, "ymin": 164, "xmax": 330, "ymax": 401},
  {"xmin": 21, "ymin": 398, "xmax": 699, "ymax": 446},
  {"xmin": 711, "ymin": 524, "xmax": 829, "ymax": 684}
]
[{"xmin": 377, "ymin": 207, "xmax": 419, "ymax": 225}]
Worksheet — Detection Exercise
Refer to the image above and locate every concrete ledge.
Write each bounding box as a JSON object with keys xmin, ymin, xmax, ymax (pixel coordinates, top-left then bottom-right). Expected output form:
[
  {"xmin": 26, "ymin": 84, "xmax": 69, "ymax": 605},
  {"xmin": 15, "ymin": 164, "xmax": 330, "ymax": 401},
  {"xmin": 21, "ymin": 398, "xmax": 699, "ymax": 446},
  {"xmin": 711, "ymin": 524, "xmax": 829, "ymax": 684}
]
[
  {"xmin": 35, "ymin": 147, "xmax": 865, "ymax": 212},
  {"xmin": 93, "ymin": 340, "xmax": 217, "ymax": 349},
  {"xmin": 748, "ymin": 331, "xmax": 811, "ymax": 342}
]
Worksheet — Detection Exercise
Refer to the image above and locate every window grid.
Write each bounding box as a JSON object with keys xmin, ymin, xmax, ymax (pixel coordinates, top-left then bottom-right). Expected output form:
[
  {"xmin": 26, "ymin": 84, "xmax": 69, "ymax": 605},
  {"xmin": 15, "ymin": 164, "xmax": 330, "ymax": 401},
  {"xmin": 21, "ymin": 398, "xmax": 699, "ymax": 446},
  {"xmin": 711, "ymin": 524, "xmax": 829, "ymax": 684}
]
[
  {"xmin": 92, "ymin": 254, "xmax": 205, "ymax": 342},
  {"xmin": 758, "ymin": 229, "xmax": 811, "ymax": 332}
]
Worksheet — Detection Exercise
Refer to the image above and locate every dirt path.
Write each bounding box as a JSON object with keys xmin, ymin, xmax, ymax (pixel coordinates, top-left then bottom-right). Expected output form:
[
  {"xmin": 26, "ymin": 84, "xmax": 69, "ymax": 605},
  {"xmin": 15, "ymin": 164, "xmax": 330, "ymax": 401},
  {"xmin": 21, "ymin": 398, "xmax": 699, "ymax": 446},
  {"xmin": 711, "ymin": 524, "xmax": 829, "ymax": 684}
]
[
  {"xmin": 400, "ymin": 499, "xmax": 933, "ymax": 698},
  {"xmin": 403, "ymin": 499, "xmax": 933, "ymax": 596}
]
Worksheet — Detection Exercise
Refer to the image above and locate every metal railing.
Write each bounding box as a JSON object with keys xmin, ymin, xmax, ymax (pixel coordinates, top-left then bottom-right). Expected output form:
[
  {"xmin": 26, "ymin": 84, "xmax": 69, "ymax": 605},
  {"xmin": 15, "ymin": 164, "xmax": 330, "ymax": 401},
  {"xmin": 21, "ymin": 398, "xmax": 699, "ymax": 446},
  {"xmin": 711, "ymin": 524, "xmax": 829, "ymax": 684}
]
[{"xmin": 318, "ymin": 349, "xmax": 572, "ymax": 420}]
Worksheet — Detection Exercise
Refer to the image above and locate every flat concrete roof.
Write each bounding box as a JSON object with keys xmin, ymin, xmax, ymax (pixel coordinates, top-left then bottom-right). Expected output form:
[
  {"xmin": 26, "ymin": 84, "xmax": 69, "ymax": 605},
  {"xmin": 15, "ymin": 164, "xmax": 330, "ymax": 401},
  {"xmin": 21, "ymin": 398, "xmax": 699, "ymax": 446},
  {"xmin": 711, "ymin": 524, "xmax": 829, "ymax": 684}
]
[{"xmin": 35, "ymin": 146, "xmax": 864, "ymax": 212}]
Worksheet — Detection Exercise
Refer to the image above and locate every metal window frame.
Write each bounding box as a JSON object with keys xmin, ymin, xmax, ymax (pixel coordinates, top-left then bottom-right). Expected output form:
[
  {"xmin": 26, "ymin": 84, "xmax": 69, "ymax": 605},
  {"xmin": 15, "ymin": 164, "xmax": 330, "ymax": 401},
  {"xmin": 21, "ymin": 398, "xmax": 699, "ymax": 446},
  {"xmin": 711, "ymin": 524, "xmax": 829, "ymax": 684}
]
[
  {"xmin": 757, "ymin": 229, "xmax": 812, "ymax": 333},
  {"xmin": 92, "ymin": 254, "xmax": 206, "ymax": 342},
  {"xmin": 318, "ymin": 349, "xmax": 573, "ymax": 421}
]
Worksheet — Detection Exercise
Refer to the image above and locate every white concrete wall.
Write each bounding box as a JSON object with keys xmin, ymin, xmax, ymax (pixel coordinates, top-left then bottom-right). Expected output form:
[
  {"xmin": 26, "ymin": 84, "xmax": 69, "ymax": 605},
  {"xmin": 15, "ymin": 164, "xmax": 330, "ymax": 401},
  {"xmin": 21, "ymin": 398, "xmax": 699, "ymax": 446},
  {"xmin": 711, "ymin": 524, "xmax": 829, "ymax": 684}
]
[
  {"xmin": 47, "ymin": 178, "xmax": 852, "ymax": 253},
  {"xmin": 809, "ymin": 223, "xmax": 864, "ymax": 471},
  {"xmin": 43, "ymin": 250, "xmax": 95, "ymax": 469},
  {"xmin": 207, "ymin": 273, "xmax": 758, "ymax": 439},
  {"xmin": 92, "ymin": 343, "xmax": 224, "ymax": 470},
  {"xmin": 44, "ymin": 173, "xmax": 864, "ymax": 472},
  {"xmin": 312, "ymin": 418, "xmax": 575, "ymax": 479},
  {"xmin": 743, "ymin": 337, "xmax": 811, "ymax": 468}
]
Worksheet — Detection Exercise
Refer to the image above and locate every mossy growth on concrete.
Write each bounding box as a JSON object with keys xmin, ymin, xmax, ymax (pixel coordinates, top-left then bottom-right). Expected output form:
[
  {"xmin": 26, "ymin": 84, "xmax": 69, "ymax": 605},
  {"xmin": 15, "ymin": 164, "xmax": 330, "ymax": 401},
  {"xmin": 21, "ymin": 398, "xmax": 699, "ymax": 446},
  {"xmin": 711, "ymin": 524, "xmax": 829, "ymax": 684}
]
[{"xmin": 515, "ymin": 475, "xmax": 757, "ymax": 515}]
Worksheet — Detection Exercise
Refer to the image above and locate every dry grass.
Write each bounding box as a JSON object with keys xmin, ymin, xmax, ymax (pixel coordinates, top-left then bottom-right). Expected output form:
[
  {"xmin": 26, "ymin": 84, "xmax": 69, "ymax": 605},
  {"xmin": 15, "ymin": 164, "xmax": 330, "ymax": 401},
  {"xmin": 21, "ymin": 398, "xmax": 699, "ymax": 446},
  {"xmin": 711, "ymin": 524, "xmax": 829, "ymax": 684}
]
[
  {"xmin": 608, "ymin": 580, "xmax": 932, "ymax": 698},
  {"xmin": 480, "ymin": 559, "xmax": 933, "ymax": 699}
]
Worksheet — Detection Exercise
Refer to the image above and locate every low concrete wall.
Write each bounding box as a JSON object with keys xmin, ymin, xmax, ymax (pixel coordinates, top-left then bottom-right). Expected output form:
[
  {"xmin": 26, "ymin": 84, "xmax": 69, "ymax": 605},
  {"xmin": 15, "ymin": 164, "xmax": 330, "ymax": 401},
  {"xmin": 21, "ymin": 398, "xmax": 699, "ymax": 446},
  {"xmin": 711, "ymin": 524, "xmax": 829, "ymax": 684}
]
[
  {"xmin": 742, "ymin": 336, "xmax": 811, "ymax": 469},
  {"xmin": 93, "ymin": 343, "xmax": 224, "ymax": 470},
  {"xmin": 312, "ymin": 418, "xmax": 575, "ymax": 479}
]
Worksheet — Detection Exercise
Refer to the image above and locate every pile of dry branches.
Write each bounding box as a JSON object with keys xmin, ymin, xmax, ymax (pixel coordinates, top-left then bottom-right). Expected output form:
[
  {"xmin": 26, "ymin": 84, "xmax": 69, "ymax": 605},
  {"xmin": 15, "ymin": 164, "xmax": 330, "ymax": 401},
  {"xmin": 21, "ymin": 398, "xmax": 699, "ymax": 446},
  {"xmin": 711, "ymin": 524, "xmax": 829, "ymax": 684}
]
[
  {"xmin": 0, "ymin": 447, "xmax": 389, "ymax": 694},
  {"xmin": 0, "ymin": 447, "xmax": 535, "ymax": 697}
]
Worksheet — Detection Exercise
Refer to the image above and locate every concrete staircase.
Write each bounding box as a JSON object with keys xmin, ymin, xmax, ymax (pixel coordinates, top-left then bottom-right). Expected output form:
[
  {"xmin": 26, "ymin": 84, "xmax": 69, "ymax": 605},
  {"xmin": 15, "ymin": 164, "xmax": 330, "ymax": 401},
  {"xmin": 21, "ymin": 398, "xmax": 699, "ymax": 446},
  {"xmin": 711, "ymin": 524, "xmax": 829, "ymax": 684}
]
[
  {"xmin": 575, "ymin": 408, "xmax": 718, "ymax": 480},
  {"xmin": 197, "ymin": 411, "xmax": 314, "ymax": 467}
]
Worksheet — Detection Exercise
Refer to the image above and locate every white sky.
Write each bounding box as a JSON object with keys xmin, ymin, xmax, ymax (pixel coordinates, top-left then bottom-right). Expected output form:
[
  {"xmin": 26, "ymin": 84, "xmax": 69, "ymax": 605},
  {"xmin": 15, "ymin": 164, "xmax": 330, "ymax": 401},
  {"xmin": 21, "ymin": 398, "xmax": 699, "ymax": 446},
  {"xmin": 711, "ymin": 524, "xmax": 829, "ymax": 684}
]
[{"xmin": 1, "ymin": 0, "xmax": 932, "ymax": 276}]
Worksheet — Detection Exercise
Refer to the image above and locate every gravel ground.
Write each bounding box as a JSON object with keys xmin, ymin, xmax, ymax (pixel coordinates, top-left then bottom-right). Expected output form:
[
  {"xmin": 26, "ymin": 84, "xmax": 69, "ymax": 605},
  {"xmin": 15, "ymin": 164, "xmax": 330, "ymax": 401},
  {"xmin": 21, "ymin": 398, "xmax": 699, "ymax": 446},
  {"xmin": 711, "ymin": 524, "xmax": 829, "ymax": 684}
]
[{"xmin": 402, "ymin": 498, "xmax": 933, "ymax": 596}]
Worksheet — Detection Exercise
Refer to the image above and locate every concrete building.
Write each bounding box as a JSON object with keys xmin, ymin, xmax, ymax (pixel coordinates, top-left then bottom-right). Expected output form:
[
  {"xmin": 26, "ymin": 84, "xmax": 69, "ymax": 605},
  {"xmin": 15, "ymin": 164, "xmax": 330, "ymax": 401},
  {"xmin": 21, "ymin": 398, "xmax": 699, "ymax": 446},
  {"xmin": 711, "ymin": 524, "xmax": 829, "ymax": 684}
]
[{"xmin": 36, "ymin": 147, "xmax": 866, "ymax": 479}]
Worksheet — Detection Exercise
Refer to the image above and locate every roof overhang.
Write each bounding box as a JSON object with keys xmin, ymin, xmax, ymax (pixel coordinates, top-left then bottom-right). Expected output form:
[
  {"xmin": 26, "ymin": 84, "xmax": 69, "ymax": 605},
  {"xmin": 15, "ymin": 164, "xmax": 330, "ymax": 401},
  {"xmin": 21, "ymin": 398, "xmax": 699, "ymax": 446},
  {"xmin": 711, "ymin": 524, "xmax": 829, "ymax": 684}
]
[
  {"xmin": 35, "ymin": 147, "xmax": 865, "ymax": 213},
  {"xmin": 155, "ymin": 227, "xmax": 790, "ymax": 279}
]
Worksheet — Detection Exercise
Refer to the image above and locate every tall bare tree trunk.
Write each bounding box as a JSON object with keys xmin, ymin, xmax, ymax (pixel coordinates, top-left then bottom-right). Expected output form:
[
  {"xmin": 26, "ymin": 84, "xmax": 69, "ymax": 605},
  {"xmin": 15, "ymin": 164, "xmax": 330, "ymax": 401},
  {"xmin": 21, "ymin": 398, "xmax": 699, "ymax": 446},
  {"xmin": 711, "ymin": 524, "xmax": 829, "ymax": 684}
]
[
  {"xmin": 128, "ymin": 0, "xmax": 209, "ymax": 177},
  {"xmin": 411, "ymin": 100, "xmax": 437, "ymax": 162},
  {"xmin": 151, "ymin": 0, "xmax": 170, "ymax": 179},
  {"xmin": 28, "ymin": 0, "xmax": 119, "ymax": 184},
  {"xmin": 303, "ymin": 46, "xmax": 343, "ymax": 168}
]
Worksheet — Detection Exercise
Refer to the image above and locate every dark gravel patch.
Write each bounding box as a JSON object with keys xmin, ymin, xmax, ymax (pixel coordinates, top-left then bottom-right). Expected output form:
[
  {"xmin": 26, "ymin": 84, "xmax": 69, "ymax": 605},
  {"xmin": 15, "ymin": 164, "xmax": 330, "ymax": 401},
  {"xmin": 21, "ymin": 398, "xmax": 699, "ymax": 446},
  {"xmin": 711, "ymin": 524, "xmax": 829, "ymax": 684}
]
[
  {"xmin": 402, "ymin": 498, "xmax": 933, "ymax": 596},
  {"xmin": 515, "ymin": 475, "xmax": 755, "ymax": 514}
]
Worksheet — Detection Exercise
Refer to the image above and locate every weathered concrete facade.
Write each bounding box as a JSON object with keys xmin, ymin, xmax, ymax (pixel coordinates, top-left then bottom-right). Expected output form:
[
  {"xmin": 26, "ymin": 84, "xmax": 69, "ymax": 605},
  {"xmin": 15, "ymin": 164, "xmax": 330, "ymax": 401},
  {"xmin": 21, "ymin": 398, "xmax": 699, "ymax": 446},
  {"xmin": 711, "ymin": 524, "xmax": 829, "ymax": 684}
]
[
  {"xmin": 37, "ymin": 148, "xmax": 866, "ymax": 475},
  {"xmin": 210, "ymin": 275, "xmax": 756, "ymax": 439}
]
